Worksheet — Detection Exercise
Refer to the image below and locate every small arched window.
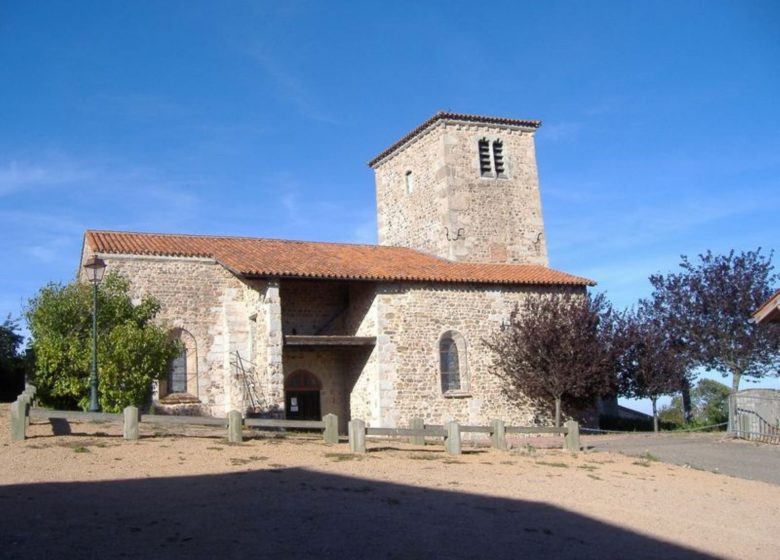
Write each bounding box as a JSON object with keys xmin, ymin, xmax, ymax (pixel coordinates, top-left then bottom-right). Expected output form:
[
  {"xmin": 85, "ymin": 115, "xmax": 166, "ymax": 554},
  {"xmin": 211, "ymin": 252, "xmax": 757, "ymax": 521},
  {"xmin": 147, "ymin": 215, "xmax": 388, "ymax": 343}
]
[
  {"xmin": 405, "ymin": 170, "xmax": 414, "ymax": 194},
  {"xmin": 439, "ymin": 331, "xmax": 468, "ymax": 394}
]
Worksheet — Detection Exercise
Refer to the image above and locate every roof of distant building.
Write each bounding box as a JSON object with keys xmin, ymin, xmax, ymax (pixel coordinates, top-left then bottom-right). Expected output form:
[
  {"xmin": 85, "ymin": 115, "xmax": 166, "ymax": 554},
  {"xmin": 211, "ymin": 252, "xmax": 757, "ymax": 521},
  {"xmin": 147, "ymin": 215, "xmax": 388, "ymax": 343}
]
[
  {"xmin": 84, "ymin": 230, "xmax": 594, "ymax": 287},
  {"xmin": 368, "ymin": 112, "xmax": 542, "ymax": 167},
  {"xmin": 753, "ymin": 289, "xmax": 780, "ymax": 324}
]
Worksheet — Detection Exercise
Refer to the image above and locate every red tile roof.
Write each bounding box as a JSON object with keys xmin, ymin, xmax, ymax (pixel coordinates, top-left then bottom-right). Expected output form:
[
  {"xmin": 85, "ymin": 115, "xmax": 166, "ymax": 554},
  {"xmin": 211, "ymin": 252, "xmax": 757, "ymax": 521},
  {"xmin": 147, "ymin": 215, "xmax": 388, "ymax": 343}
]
[
  {"xmin": 85, "ymin": 230, "xmax": 594, "ymax": 287},
  {"xmin": 368, "ymin": 112, "xmax": 542, "ymax": 168}
]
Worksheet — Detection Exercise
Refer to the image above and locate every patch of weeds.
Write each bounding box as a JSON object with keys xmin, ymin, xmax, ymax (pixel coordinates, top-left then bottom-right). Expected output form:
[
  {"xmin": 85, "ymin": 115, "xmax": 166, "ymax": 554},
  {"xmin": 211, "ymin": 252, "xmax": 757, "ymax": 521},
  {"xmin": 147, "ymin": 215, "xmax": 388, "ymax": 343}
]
[
  {"xmin": 206, "ymin": 446, "xmax": 224, "ymax": 451},
  {"xmin": 480, "ymin": 461, "xmax": 493, "ymax": 465},
  {"xmin": 587, "ymin": 473, "xmax": 602, "ymax": 481},
  {"xmin": 325, "ymin": 453, "xmax": 360, "ymax": 462},
  {"xmin": 499, "ymin": 460, "xmax": 516, "ymax": 465},
  {"xmin": 230, "ymin": 458, "xmax": 251, "ymax": 466},
  {"xmin": 577, "ymin": 464, "xmax": 599, "ymax": 471},
  {"xmin": 633, "ymin": 460, "xmax": 651, "ymax": 468},
  {"xmin": 73, "ymin": 446, "xmax": 90, "ymax": 453},
  {"xmin": 268, "ymin": 463, "xmax": 286, "ymax": 468},
  {"xmin": 113, "ymin": 457, "xmax": 122, "ymax": 461},
  {"xmin": 442, "ymin": 459, "xmax": 465, "ymax": 465},
  {"xmin": 153, "ymin": 431, "xmax": 167, "ymax": 438},
  {"xmin": 95, "ymin": 442, "xmax": 108, "ymax": 448},
  {"xmin": 514, "ymin": 445, "xmax": 538, "ymax": 456},
  {"xmin": 249, "ymin": 455, "xmax": 268, "ymax": 462},
  {"xmin": 409, "ymin": 454, "xmax": 438, "ymax": 461},
  {"xmin": 639, "ymin": 451, "xmax": 659, "ymax": 462},
  {"xmin": 535, "ymin": 460, "xmax": 569, "ymax": 468}
]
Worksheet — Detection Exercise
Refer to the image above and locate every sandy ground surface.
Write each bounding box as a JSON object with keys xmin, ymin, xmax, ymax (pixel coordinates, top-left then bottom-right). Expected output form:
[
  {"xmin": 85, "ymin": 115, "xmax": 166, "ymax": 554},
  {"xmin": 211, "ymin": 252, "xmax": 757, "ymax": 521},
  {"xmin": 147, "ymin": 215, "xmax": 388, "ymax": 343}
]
[{"xmin": 2, "ymin": 406, "xmax": 780, "ymax": 560}]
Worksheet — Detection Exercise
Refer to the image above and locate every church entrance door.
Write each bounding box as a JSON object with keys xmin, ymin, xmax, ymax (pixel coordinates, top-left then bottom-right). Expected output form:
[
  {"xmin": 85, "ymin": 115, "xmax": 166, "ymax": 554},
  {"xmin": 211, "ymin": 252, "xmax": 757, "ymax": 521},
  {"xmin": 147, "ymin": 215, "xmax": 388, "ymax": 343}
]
[{"xmin": 284, "ymin": 370, "xmax": 322, "ymax": 421}]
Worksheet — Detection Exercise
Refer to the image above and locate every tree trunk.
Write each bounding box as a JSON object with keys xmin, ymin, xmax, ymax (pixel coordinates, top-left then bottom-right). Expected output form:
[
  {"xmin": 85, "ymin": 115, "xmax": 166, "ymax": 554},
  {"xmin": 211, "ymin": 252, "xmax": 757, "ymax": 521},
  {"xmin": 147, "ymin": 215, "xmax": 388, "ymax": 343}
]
[
  {"xmin": 554, "ymin": 397, "xmax": 561, "ymax": 428},
  {"xmin": 681, "ymin": 379, "xmax": 693, "ymax": 424},
  {"xmin": 651, "ymin": 397, "xmax": 659, "ymax": 433}
]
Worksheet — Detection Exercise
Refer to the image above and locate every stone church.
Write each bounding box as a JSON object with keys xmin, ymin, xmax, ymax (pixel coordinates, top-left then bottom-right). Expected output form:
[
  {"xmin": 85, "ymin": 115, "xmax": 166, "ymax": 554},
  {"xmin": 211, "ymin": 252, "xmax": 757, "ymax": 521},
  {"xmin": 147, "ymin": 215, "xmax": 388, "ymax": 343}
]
[{"xmin": 79, "ymin": 112, "xmax": 592, "ymax": 431}]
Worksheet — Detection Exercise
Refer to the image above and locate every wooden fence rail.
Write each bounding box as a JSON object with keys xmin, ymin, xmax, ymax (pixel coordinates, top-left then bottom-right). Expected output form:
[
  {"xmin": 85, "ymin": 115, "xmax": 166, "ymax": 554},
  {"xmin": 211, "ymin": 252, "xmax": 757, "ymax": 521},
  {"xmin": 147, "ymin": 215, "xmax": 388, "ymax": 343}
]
[
  {"xmin": 349, "ymin": 417, "xmax": 581, "ymax": 455},
  {"xmin": 9, "ymin": 385, "xmax": 338, "ymax": 444},
  {"xmin": 10, "ymin": 384, "xmax": 581, "ymax": 455}
]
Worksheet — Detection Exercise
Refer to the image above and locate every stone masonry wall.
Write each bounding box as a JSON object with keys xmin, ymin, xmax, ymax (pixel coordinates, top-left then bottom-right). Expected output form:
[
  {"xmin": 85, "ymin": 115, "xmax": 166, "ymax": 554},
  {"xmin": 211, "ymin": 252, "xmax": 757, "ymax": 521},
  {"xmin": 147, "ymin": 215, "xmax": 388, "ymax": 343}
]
[
  {"xmin": 373, "ymin": 119, "xmax": 548, "ymax": 265},
  {"xmin": 80, "ymin": 248, "xmax": 261, "ymax": 417},
  {"xmin": 372, "ymin": 282, "xmax": 580, "ymax": 428},
  {"xmin": 374, "ymin": 122, "xmax": 450, "ymax": 259}
]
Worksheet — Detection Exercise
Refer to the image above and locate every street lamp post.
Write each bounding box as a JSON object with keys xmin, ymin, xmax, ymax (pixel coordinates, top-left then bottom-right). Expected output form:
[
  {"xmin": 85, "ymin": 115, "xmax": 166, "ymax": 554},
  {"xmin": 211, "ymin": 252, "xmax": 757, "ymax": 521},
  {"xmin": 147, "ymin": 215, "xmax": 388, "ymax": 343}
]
[{"xmin": 83, "ymin": 255, "xmax": 106, "ymax": 412}]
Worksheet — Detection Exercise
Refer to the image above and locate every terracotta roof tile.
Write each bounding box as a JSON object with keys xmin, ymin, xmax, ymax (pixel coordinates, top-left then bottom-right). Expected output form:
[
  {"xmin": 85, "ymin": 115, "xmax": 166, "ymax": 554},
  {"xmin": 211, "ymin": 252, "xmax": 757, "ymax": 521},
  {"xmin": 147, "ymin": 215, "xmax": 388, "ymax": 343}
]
[
  {"xmin": 368, "ymin": 112, "xmax": 542, "ymax": 168},
  {"xmin": 85, "ymin": 230, "xmax": 594, "ymax": 286}
]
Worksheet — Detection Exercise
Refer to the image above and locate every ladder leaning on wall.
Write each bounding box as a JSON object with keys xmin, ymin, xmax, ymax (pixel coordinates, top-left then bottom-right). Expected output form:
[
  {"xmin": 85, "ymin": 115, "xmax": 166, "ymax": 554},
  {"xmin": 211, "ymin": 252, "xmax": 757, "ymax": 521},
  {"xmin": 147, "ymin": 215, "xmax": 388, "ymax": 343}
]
[{"xmin": 231, "ymin": 351, "xmax": 264, "ymax": 414}]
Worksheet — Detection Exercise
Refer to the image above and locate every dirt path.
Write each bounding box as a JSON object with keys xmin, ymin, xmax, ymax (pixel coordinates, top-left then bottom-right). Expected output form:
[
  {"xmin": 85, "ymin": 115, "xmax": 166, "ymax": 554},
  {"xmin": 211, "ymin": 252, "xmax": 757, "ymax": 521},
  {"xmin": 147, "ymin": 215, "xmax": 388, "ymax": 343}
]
[
  {"xmin": 2, "ymin": 405, "xmax": 779, "ymax": 559},
  {"xmin": 585, "ymin": 432, "xmax": 780, "ymax": 485}
]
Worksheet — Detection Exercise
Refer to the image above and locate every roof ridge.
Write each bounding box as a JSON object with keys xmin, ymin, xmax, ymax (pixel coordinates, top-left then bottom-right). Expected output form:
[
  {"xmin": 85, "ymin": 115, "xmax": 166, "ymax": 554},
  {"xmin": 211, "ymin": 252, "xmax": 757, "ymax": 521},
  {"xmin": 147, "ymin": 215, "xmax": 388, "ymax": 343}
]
[{"xmin": 86, "ymin": 229, "xmax": 417, "ymax": 252}]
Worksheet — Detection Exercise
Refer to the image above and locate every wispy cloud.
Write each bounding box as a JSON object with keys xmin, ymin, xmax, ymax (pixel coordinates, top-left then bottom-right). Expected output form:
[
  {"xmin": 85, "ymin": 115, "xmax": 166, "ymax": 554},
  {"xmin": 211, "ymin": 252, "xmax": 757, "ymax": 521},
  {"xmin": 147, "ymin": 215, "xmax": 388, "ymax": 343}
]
[
  {"xmin": 245, "ymin": 47, "xmax": 339, "ymax": 124},
  {"xmin": 542, "ymin": 121, "xmax": 583, "ymax": 142},
  {"xmin": 0, "ymin": 159, "xmax": 96, "ymax": 196}
]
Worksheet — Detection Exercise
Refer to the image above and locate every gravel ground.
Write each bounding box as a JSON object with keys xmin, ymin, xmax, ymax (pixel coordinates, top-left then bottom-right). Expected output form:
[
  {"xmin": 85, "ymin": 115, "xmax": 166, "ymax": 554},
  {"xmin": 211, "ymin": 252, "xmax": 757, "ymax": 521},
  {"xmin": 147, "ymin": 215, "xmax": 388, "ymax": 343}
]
[
  {"xmin": 2, "ymin": 405, "xmax": 780, "ymax": 560},
  {"xmin": 584, "ymin": 432, "xmax": 780, "ymax": 485}
]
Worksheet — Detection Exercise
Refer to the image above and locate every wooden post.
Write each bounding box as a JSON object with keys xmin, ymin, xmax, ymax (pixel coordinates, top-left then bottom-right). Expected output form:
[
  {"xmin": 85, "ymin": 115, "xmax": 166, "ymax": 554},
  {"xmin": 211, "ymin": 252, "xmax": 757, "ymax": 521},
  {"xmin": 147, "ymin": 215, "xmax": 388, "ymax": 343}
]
[
  {"xmin": 10, "ymin": 399, "xmax": 26, "ymax": 441},
  {"xmin": 123, "ymin": 406, "xmax": 139, "ymax": 441},
  {"xmin": 323, "ymin": 413, "xmax": 338, "ymax": 444},
  {"xmin": 409, "ymin": 417, "xmax": 424, "ymax": 446},
  {"xmin": 564, "ymin": 420, "xmax": 580, "ymax": 452},
  {"xmin": 444, "ymin": 421, "xmax": 461, "ymax": 455},
  {"xmin": 228, "ymin": 410, "xmax": 243, "ymax": 443},
  {"xmin": 490, "ymin": 419, "xmax": 507, "ymax": 451},
  {"xmin": 348, "ymin": 419, "xmax": 366, "ymax": 454}
]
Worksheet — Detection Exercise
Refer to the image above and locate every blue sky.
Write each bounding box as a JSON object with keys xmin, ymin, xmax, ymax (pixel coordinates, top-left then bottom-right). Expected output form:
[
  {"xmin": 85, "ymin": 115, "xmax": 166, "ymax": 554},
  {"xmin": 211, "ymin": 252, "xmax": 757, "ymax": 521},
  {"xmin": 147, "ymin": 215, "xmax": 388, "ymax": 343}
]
[{"xmin": 1, "ymin": 1, "xmax": 778, "ymax": 412}]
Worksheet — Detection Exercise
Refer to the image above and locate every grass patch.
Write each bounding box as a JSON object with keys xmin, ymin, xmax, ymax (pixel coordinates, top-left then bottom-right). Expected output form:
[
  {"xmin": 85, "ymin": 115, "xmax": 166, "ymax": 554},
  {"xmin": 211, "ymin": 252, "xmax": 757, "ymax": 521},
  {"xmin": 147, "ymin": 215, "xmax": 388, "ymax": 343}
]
[
  {"xmin": 632, "ymin": 460, "xmax": 651, "ymax": 468},
  {"xmin": 206, "ymin": 446, "xmax": 224, "ymax": 451},
  {"xmin": 73, "ymin": 446, "xmax": 90, "ymax": 453},
  {"xmin": 577, "ymin": 464, "xmax": 599, "ymax": 471},
  {"xmin": 640, "ymin": 451, "xmax": 660, "ymax": 462},
  {"xmin": 587, "ymin": 473, "xmax": 602, "ymax": 480},
  {"xmin": 325, "ymin": 453, "xmax": 361, "ymax": 462},
  {"xmin": 409, "ymin": 453, "xmax": 438, "ymax": 461},
  {"xmin": 535, "ymin": 460, "xmax": 569, "ymax": 468}
]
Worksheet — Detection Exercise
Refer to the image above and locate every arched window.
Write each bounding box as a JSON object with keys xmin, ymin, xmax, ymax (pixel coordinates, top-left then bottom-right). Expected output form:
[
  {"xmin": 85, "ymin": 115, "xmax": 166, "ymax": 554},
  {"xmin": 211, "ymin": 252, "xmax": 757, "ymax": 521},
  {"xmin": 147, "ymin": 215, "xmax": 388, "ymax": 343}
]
[
  {"xmin": 439, "ymin": 331, "xmax": 468, "ymax": 394},
  {"xmin": 164, "ymin": 328, "xmax": 198, "ymax": 397},
  {"xmin": 168, "ymin": 346, "xmax": 188, "ymax": 393}
]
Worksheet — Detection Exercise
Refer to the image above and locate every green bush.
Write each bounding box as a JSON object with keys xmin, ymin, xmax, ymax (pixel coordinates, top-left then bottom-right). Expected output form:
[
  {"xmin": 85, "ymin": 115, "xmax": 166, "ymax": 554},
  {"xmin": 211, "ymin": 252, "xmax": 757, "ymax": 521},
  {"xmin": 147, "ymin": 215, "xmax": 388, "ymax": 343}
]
[{"xmin": 26, "ymin": 272, "xmax": 179, "ymax": 412}]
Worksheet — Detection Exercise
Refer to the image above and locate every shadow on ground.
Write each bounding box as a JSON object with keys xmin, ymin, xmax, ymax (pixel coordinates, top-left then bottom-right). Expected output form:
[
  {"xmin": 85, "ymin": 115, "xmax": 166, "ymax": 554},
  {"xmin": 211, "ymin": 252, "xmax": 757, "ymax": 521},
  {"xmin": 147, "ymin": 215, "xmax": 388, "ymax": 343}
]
[{"xmin": 0, "ymin": 467, "xmax": 715, "ymax": 560}]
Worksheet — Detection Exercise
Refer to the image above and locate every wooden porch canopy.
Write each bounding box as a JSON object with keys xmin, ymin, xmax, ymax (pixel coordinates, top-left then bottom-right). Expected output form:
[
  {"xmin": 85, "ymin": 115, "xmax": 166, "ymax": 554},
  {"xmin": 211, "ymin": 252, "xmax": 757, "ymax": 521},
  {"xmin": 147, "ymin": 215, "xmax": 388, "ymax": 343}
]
[{"xmin": 283, "ymin": 335, "xmax": 377, "ymax": 347}]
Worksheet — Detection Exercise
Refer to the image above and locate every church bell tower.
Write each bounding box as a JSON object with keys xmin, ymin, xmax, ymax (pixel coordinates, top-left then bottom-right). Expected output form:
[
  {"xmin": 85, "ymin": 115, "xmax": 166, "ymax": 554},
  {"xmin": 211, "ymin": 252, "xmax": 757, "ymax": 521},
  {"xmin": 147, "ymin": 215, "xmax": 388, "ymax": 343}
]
[{"xmin": 369, "ymin": 112, "xmax": 548, "ymax": 266}]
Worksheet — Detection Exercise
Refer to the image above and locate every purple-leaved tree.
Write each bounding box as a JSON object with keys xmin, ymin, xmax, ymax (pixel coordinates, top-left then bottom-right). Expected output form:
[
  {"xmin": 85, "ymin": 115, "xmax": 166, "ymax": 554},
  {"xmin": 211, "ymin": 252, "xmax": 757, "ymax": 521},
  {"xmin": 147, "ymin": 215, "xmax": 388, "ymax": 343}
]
[{"xmin": 486, "ymin": 292, "xmax": 617, "ymax": 427}]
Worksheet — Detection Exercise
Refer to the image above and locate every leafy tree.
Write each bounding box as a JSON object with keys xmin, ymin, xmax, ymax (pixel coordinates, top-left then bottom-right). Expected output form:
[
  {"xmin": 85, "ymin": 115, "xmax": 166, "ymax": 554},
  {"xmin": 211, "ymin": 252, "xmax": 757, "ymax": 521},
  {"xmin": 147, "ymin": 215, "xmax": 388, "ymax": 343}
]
[
  {"xmin": 486, "ymin": 292, "xmax": 617, "ymax": 427},
  {"xmin": 615, "ymin": 305, "xmax": 691, "ymax": 432},
  {"xmin": 0, "ymin": 316, "xmax": 27, "ymax": 401},
  {"xmin": 26, "ymin": 272, "xmax": 179, "ymax": 412},
  {"xmin": 648, "ymin": 250, "xmax": 780, "ymax": 394},
  {"xmin": 658, "ymin": 378, "xmax": 731, "ymax": 427}
]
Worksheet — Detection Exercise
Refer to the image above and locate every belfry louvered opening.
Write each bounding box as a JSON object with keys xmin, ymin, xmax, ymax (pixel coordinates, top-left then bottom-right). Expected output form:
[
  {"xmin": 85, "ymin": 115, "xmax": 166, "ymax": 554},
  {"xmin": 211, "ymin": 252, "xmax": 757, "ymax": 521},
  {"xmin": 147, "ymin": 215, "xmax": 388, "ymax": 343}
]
[
  {"xmin": 478, "ymin": 139, "xmax": 492, "ymax": 176},
  {"xmin": 478, "ymin": 138, "xmax": 506, "ymax": 177},
  {"xmin": 492, "ymin": 140, "xmax": 505, "ymax": 176}
]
